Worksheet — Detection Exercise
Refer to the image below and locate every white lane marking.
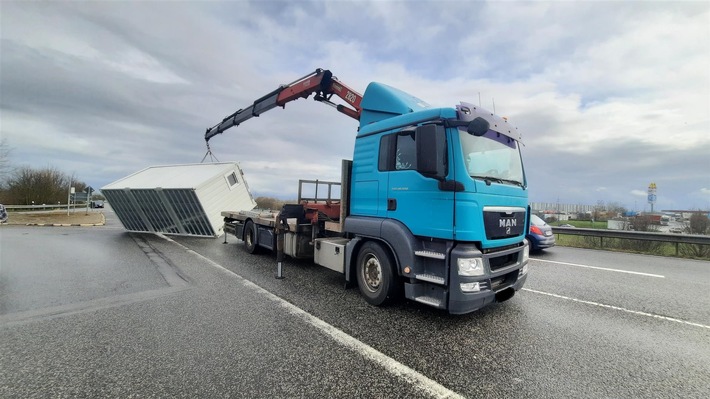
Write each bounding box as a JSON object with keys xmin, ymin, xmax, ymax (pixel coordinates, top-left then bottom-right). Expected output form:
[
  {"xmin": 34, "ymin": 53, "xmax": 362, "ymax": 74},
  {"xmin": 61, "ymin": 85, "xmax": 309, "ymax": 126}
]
[
  {"xmin": 523, "ymin": 288, "xmax": 710, "ymax": 330},
  {"xmin": 163, "ymin": 236, "xmax": 464, "ymax": 399},
  {"xmin": 531, "ymin": 258, "xmax": 665, "ymax": 278}
]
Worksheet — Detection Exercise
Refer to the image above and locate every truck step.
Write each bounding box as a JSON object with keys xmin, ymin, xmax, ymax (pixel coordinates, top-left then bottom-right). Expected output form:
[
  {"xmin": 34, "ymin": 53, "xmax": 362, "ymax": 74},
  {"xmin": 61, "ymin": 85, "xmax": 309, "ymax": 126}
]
[
  {"xmin": 414, "ymin": 250, "xmax": 445, "ymax": 260},
  {"xmin": 415, "ymin": 274, "xmax": 445, "ymax": 285},
  {"xmin": 413, "ymin": 296, "xmax": 444, "ymax": 308}
]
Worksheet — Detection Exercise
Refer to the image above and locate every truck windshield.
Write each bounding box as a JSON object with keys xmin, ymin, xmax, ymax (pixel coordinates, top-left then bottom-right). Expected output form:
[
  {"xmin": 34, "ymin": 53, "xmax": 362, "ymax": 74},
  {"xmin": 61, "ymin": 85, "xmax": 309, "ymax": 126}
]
[{"xmin": 459, "ymin": 128, "xmax": 524, "ymax": 187}]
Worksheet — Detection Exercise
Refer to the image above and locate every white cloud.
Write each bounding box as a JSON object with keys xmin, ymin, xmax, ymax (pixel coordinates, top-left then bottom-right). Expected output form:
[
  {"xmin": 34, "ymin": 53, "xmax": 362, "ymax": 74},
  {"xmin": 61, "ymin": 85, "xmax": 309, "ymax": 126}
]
[{"xmin": 1, "ymin": 0, "xmax": 708, "ymax": 211}]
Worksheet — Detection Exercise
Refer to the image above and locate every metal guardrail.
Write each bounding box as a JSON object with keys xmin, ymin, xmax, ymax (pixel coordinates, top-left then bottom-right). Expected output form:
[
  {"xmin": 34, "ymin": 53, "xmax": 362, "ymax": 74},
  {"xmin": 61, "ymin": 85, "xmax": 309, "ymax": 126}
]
[
  {"xmin": 4, "ymin": 204, "xmax": 84, "ymax": 210},
  {"xmin": 552, "ymin": 226, "xmax": 710, "ymax": 255}
]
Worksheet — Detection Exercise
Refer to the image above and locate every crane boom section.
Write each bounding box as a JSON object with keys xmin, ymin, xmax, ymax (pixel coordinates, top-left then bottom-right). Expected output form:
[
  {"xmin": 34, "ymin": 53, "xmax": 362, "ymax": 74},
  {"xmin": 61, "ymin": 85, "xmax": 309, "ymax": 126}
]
[{"xmin": 205, "ymin": 69, "xmax": 362, "ymax": 142}]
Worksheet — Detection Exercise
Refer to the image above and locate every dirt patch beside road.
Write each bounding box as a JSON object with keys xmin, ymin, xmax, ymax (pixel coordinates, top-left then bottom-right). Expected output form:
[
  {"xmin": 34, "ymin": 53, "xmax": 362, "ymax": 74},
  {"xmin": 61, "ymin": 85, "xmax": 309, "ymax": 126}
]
[{"xmin": 2, "ymin": 211, "xmax": 105, "ymax": 226}]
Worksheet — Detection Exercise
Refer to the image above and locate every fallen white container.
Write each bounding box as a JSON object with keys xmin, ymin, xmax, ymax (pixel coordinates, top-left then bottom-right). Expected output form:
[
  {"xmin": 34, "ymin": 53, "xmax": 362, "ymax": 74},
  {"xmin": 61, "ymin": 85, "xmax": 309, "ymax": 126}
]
[{"xmin": 102, "ymin": 162, "xmax": 256, "ymax": 237}]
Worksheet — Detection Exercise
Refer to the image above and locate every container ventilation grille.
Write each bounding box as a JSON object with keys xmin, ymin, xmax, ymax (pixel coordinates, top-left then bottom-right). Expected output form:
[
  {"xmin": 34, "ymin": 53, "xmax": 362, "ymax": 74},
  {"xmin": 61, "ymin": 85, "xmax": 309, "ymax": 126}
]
[{"xmin": 103, "ymin": 189, "xmax": 214, "ymax": 236}]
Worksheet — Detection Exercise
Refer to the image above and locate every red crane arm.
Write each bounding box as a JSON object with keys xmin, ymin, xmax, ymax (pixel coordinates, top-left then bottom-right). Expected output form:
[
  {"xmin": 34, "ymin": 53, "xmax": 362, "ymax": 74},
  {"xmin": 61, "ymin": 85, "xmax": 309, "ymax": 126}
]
[{"xmin": 205, "ymin": 69, "xmax": 362, "ymax": 142}]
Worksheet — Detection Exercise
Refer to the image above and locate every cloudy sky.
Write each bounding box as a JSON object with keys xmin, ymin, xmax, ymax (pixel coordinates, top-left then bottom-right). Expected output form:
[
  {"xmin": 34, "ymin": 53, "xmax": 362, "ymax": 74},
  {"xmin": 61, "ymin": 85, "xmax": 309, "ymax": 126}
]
[{"xmin": 1, "ymin": 1, "xmax": 708, "ymax": 211}]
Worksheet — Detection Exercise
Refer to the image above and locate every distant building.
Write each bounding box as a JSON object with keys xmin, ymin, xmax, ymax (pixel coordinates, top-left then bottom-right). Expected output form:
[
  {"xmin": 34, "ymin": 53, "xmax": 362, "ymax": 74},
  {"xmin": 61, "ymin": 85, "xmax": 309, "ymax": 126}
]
[{"xmin": 530, "ymin": 202, "xmax": 594, "ymax": 214}]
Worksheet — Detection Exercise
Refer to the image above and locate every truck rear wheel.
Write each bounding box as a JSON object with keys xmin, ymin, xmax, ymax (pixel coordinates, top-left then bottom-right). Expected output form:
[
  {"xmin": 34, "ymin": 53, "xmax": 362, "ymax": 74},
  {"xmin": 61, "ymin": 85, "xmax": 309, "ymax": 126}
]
[
  {"xmin": 356, "ymin": 241, "xmax": 399, "ymax": 306},
  {"xmin": 244, "ymin": 220, "xmax": 259, "ymax": 254}
]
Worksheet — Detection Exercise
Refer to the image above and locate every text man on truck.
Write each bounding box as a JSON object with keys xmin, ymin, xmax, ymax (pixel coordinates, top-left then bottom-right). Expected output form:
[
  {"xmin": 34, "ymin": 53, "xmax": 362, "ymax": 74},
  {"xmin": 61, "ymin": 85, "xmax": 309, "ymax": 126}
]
[{"xmin": 205, "ymin": 69, "xmax": 530, "ymax": 314}]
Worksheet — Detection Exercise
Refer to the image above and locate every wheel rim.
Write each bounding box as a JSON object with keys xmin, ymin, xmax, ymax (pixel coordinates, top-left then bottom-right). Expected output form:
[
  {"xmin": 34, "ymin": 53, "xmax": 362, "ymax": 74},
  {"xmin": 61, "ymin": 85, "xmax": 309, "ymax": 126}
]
[{"xmin": 361, "ymin": 254, "xmax": 382, "ymax": 293}]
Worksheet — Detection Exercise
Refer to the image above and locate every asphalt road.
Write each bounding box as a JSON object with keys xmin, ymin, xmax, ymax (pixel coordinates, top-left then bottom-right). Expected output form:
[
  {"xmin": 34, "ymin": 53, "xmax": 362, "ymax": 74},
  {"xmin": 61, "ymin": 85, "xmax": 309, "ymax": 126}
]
[{"xmin": 1, "ymin": 209, "xmax": 708, "ymax": 398}]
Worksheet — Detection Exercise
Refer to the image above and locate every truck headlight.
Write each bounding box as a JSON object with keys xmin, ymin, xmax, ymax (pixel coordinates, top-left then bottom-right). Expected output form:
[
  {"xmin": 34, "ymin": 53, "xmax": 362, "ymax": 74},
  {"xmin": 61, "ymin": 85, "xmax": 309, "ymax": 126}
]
[{"xmin": 458, "ymin": 258, "xmax": 483, "ymax": 276}]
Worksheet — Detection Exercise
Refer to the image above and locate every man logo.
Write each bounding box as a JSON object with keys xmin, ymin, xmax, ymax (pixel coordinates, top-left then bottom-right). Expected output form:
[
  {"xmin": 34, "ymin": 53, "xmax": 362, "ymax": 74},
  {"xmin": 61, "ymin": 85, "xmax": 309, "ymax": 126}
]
[
  {"xmin": 500, "ymin": 218, "xmax": 516, "ymax": 235},
  {"xmin": 499, "ymin": 219, "xmax": 516, "ymax": 228}
]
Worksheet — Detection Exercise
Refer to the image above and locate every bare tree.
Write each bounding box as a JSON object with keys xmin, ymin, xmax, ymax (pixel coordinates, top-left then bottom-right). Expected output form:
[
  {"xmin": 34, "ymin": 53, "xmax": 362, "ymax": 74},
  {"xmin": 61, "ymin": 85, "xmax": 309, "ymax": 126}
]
[
  {"xmin": 606, "ymin": 201, "xmax": 627, "ymax": 219},
  {"xmin": 254, "ymin": 196, "xmax": 297, "ymax": 210},
  {"xmin": 632, "ymin": 215, "xmax": 659, "ymax": 232},
  {"xmin": 593, "ymin": 200, "xmax": 605, "ymax": 221},
  {"xmin": 688, "ymin": 212, "xmax": 709, "ymax": 235},
  {"xmin": 5, "ymin": 166, "xmax": 83, "ymax": 205},
  {"xmin": 680, "ymin": 212, "xmax": 710, "ymax": 259}
]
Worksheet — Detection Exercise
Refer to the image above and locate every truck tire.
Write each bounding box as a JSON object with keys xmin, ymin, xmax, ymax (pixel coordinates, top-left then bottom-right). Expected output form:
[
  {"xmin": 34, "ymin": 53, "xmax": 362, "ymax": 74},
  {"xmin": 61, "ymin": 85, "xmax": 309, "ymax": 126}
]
[
  {"xmin": 356, "ymin": 241, "xmax": 400, "ymax": 306},
  {"xmin": 244, "ymin": 220, "xmax": 259, "ymax": 254}
]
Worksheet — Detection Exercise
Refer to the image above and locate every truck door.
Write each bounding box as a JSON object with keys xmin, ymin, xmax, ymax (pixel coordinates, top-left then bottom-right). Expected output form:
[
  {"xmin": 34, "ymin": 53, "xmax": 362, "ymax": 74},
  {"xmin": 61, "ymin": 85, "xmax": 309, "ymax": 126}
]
[{"xmin": 380, "ymin": 125, "xmax": 455, "ymax": 240}]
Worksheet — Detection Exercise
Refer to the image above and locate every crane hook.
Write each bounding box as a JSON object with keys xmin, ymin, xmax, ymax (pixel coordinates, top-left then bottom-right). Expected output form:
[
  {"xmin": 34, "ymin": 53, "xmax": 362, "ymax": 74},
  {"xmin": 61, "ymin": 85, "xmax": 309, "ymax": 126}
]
[{"xmin": 201, "ymin": 141, "xmax": 220, "ymax": 163}]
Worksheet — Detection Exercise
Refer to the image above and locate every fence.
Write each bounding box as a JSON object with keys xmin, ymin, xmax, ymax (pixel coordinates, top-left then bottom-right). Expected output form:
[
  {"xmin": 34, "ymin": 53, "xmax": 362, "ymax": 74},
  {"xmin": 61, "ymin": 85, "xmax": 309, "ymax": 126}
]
[{"xmin": 4, "ymin": 204, "xmax": 88, "ymax": 211}]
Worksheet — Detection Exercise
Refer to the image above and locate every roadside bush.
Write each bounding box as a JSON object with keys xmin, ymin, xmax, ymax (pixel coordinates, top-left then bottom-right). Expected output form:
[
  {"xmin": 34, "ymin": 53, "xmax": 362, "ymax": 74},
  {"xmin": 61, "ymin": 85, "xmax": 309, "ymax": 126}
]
[
  {"xmin": 618, "ymin": 239, "xmax": 664, "ymax": 254},
  {"xmin": 688, "ymin": 213, "xmax": 709, "ymax": 235},
  {"xmin": 254, "ymin": 196, "xmax": 297, "ymax": 211},
  {"xmin": 678, "ymin": 244, "xmax": 710, "ymax": 259}
]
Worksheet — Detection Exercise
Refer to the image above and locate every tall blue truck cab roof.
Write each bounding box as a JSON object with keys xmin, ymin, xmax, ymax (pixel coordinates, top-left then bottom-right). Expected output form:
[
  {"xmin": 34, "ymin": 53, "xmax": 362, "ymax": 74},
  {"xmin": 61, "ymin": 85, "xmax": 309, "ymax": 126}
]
[
  {"xmin": 358, "ymin": 82, "xmax": 433, "ymax": 128},
  {"xmin": 357, "ymin": 82, "xmax": 521, "ymax": 143},
  {"xmin": 350, "ymin": 81, "xmax": 528, "ymax": 247}
]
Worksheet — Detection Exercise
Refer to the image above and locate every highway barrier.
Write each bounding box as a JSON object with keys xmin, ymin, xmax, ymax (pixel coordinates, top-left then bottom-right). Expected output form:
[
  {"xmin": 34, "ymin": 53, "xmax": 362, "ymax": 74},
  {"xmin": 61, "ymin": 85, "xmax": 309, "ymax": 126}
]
[{"xmin": 552, "ymin": 226, "xmax": 710, "ymax": 257}]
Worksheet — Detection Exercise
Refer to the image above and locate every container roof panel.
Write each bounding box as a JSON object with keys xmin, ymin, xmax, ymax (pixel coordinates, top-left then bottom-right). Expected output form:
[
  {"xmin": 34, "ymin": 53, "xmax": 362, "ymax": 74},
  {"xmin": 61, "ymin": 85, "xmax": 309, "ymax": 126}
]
[{"xmin": 102, "ymin": 162, "xmax": 236, "ymax": 190}]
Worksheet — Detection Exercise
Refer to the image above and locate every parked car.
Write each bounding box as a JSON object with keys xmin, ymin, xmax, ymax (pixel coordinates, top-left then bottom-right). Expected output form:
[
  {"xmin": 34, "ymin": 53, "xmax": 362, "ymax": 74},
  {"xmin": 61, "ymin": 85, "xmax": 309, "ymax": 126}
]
[
  {"xmin": 527, "ymin": 214, "xmax": 555, "ymax": 251},
  {"xmin": 90, "ymin": 200, "xmax": 104, "ymax": 208},
  {"xmin": 0, "ymin": 204, "xmax": 8, "ymax": 223}
]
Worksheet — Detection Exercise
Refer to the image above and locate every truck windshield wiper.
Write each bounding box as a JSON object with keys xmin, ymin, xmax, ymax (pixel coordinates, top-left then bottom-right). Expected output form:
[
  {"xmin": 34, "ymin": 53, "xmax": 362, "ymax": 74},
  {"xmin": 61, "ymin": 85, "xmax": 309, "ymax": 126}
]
[
  {"xmin": 471, "ymin": 175, "xmax": 523, "ymax": 187},
  {"xmin": 498, "ymin": 178, "xmax": 524, "ymax": 187}
]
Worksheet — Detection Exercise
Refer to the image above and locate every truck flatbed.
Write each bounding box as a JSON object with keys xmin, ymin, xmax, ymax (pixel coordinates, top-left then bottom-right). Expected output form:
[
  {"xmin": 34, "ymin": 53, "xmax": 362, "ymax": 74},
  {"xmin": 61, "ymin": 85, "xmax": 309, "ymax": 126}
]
[{"xmin": 222, "ymin": 209, "xmax": 279, "ymax": 228}]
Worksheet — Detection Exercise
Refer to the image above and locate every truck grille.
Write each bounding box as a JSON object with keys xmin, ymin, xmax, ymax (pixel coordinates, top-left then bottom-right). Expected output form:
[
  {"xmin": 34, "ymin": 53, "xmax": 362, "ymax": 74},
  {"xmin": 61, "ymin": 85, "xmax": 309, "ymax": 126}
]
[
  {"xmin": 490, "ymin": 271, "xmax": 518, "ymax": 291},
  {"xmin": 488, "ymin": 252, "xmax": 518, "ymax": 271},
  {"xmin": 483, "ymin": 207, "xmax": 526, "ymax": 240}
]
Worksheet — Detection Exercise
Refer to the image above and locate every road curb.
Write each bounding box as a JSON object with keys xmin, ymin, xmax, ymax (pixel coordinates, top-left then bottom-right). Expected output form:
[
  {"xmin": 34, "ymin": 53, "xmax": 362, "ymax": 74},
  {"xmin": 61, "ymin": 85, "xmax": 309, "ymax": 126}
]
[{"xmin": 1, "ymin": 213, "xmax": 106, "ymax": 227}]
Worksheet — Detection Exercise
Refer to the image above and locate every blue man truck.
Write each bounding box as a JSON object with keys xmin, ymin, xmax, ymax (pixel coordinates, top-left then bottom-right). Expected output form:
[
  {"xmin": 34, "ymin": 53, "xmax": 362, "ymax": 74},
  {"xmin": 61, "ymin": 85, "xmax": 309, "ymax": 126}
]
[{"xmin": 206, "ymin": 69, "xmax": 530, "ymax": 314}]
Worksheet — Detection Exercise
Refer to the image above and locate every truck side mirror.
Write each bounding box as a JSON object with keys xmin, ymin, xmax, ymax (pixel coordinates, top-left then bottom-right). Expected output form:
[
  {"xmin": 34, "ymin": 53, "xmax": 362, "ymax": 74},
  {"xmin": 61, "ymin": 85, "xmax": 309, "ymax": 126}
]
[
  {"xmin": 467, "ymin": 117, "xmax": 490, "ymax": 136},
  {"xmin": 415, "ymin": 124, "xmax": 446, "ymax": 180}
]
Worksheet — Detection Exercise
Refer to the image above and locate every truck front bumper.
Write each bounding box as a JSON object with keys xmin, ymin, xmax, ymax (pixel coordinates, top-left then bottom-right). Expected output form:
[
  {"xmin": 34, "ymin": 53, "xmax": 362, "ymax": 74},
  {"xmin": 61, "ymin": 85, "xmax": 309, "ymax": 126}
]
[
  {"xmin": 448, "ymin": 272, "xmax": 527, "ymax": 315},
  {"xmin": 447, "ymin": 242, "xmax": 529, "ymax": 315}
]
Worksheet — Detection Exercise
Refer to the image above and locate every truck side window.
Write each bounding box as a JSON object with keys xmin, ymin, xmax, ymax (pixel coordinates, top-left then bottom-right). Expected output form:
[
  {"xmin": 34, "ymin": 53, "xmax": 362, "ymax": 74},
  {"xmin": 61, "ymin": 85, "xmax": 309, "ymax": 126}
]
[
  {"xmin": 378, "ymin": 131, "xmax": 418, "ymax": 172},
  {"xmin": 378, "ymin": 134, "xmax": 395, "ymax": 171},
  {"xmin": 395, "ymin": 132, "xmax": 417, "ymax": 170}
]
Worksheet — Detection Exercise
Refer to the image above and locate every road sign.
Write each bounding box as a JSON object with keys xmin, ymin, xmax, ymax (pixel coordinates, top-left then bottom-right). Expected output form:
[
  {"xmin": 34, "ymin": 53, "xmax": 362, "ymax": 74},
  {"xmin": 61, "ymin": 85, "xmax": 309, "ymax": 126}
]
[
  {"xmin": 71, "ymin": 193, "xmax": 88, "ymax": 202},
  {"xmin": 647, "ymin": 182, "xmax": 657, "ymax": 205}
]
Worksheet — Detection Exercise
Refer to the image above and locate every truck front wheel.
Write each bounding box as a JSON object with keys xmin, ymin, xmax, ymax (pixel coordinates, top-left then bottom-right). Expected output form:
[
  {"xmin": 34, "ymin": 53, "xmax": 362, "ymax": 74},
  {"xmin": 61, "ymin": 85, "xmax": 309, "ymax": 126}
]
[
  {"xmin": 244, "ymin": 220, "xmax": 259, "ymax": 254},
  {"xmin": 356, "ymin": 241, "xmax": 400, "ymax": 306}
]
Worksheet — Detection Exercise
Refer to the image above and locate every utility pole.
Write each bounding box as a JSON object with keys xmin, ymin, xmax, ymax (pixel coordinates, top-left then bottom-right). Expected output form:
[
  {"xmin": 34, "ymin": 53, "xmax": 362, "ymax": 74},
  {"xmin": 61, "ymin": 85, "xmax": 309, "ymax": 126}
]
[{"xmin": 67, "ymin": 182, "xmax": 73, "ymax": 216}]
